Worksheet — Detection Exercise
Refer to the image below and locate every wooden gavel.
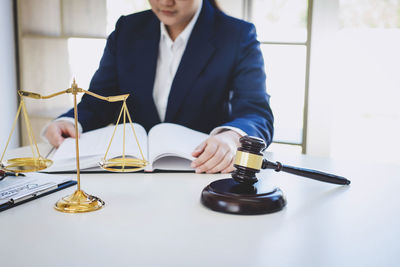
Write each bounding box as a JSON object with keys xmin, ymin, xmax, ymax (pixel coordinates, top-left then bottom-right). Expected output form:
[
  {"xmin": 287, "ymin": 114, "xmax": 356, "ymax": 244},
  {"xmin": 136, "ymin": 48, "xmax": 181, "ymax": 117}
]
[
  {"xmin": 231, "ymin": 136, "xmax": 351, "ymax": 185},
  {"xmin": 201, "ymin": 136, "xmax": 350, "ymax": 215}
]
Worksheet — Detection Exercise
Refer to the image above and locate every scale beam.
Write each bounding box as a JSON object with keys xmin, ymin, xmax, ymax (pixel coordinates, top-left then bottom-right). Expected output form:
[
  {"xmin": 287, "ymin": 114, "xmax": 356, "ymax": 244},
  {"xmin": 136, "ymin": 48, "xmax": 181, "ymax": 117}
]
[{"xmin": 1, "ymin": 79, "xmax": 147, "ymax": 213}]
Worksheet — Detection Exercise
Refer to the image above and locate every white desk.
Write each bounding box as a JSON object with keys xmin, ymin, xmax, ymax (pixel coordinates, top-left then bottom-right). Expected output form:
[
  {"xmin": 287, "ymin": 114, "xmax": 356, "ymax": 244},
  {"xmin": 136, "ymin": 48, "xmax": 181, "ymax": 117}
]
[{"xmin": 1, "ymin": 144, "xmax": 399, "ymax": 267}]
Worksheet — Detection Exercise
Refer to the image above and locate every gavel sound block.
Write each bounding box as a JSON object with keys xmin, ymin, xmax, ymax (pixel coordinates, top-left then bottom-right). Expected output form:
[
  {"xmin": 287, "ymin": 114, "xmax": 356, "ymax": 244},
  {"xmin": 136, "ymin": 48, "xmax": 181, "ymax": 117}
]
[{"xmin": 201, "ymin": 136, "xmax": 350, "ymax": 215}]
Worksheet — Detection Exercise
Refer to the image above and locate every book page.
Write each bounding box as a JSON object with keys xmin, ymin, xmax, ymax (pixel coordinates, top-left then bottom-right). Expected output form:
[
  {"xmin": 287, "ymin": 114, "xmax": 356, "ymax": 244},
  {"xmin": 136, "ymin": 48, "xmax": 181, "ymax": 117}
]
[
  {"xmin": 149, "ymin": 156, "xmax": 192, "ymax": 171},
  {"xmin": 148, "ymin": 123, "xmax": 208, "ymax": 171},
  {"xmin": 47, "ymin": 123, "xmax": 148, "ymax": 172}
]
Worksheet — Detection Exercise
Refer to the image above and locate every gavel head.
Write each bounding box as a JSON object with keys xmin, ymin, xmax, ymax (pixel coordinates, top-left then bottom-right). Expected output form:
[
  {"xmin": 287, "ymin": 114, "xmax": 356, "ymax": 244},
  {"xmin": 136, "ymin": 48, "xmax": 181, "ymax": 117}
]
[{"xmin": 231, "ymin": 136, "xmax": 266, "ymax": 185}]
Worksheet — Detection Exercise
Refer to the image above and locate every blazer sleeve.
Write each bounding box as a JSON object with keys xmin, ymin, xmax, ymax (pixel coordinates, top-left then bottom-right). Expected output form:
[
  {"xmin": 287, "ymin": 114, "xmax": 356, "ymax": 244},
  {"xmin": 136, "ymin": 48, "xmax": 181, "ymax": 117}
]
[
  {"xmin": 221, "ymin": 23, "xmax": 274, "ymax": 146},
  {"xmin": 58, "ymin": 17, "xmax": 125, "ymax": 132}
]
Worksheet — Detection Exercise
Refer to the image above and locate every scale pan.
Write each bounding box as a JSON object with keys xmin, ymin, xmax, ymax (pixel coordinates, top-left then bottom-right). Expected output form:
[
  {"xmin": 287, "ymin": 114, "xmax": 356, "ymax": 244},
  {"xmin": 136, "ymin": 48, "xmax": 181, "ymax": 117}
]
[
  {"xmin": 99, "ymin": 157, "xmax": 148, "ymax": 172},
  {"xmin": 1, "ymin": 157, "xmax": 52, "ymax": 173}
]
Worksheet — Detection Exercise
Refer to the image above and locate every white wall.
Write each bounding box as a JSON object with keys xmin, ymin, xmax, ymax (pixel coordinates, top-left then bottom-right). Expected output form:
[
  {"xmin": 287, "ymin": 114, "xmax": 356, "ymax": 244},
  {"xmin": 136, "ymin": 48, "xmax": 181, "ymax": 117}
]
[
  {"xmin": 307, "ymin": 0, "xmax": 400, "ymax": 165},
  {"xmin": 0, "ymin": 0, "xmax": 19, "ymax": 150},
  {"xmin": 306, "ymin": 0, "xmax": 338, "ymax": 156}
]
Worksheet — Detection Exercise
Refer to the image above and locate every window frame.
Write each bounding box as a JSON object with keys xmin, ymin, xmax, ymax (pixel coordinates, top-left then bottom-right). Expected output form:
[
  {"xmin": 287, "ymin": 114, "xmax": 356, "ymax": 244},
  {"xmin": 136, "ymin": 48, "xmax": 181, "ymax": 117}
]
[{"xmin": 242, "ymin": 0, "xmax": 314, "ymax": 153}]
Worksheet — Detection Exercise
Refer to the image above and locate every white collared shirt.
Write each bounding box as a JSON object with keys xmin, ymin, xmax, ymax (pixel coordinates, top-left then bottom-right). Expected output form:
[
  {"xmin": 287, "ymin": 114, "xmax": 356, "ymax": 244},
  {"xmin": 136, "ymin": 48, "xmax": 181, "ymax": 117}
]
[
  {"xmin": 152, "ymin": 0, "xmax": 202, "ymax": 122},
  {"xmin": 151, "ymin": 0, "xmax": 246, "ymax": 137}
]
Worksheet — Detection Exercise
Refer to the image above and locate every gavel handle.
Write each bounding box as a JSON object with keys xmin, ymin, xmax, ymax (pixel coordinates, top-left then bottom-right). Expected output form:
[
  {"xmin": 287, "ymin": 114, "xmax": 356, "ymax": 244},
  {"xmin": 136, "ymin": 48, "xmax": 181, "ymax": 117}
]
[{"xmin": 262, "ymin": 160, "xmax": 351, "ymax": 185}]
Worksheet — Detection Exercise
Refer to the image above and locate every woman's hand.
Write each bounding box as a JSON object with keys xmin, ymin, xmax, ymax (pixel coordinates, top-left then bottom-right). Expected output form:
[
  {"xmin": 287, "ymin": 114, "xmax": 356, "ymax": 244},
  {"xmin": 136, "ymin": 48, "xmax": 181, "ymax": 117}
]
[
  {"xmin": 191, "ymin": 130, "xmax": 241, "ymax": 174},
  {"xmin": 45, "ymin": 121, "xmax": 79, "ymax": 148}
]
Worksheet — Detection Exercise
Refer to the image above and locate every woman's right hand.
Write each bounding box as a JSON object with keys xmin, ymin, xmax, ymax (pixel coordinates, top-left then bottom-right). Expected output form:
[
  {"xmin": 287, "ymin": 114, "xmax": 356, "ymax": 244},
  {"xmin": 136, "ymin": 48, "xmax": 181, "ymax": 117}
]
[{"xmin": 45, "ymin": 121, "xmax": 79, "ymax": 148}]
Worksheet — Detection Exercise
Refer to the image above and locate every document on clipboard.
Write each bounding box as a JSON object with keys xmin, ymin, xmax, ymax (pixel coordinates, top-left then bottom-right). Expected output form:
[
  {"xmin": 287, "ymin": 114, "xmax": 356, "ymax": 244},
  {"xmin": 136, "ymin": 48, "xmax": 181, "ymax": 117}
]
[{"xmin": 0, "ymin": 172, "xmax": 76, "ymax": 212}]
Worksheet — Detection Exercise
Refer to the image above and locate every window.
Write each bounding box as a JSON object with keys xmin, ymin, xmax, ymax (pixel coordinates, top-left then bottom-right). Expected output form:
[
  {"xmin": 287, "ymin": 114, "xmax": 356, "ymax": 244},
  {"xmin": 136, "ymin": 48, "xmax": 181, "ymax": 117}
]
[{"xmin": 239, "ymin": 0, "xmax": 311, "ymax": 154}]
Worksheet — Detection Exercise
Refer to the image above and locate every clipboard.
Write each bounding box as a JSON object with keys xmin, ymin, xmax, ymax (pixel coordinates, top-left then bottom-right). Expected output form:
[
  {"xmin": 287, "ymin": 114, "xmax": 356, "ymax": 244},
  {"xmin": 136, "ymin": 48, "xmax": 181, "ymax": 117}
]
[{"xmin": 0, "ymin": 173, "xmax": 77, "ymax": 212}]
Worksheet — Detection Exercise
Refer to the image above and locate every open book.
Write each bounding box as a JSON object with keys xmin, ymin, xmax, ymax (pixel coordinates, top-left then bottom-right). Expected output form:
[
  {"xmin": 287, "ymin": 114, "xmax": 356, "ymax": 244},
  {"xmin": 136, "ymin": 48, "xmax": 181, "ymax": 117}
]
[{"xmin": 44, "ymin": 123, "xmax": 208, "ymax": 173}]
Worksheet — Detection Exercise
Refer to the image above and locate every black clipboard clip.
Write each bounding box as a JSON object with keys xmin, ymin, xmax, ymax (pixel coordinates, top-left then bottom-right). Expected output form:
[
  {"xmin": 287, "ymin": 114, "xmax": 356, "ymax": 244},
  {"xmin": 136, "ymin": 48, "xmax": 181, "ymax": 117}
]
[{"xmin": 0, "ymin": 180, "xmax": 77, "ymax": 212}]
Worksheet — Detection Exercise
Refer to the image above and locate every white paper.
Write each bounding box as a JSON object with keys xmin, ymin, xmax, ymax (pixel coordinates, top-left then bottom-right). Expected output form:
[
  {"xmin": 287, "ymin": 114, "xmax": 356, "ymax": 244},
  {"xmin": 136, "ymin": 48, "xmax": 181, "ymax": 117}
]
[
  {"xmin": 148, "ymin": 123, "xmax": 208, "ymax": 171},
  {"xmin": 0, "ymin": 173, "xmax": 72, "ymax": 205},
  {"xmin": 45, "ymin": 123, "xmax": 207, "ymax": 172}
]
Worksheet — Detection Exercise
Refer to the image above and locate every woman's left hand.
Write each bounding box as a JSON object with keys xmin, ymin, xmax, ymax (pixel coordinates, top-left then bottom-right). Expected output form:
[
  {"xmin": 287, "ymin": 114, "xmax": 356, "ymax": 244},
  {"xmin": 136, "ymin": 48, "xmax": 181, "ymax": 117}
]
[{"xmin": 191, "ymin": 130, "xmax": 241, "ymax": 174}]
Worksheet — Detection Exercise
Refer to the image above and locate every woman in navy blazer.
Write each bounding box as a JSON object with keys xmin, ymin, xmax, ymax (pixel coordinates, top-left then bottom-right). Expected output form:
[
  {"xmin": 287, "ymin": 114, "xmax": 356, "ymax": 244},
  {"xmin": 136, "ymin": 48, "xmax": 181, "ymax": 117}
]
[{"xmin": 45, "ymin": 0, "xmax": 274, "ymax": 173}]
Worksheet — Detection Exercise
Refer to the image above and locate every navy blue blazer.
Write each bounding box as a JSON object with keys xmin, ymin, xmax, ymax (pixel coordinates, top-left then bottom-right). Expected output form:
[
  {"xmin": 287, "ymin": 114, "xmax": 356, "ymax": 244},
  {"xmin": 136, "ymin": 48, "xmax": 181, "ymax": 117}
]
[{"xmin": 61, "ymin": 0, "xmax": 274, "ymax": 145}]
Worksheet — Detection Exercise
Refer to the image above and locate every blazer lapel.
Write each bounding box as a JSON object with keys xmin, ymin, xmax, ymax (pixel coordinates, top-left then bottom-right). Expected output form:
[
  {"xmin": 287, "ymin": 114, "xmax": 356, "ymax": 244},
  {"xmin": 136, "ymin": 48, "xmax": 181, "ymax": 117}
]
[
  {"xmin": 164, "ymin": 1, "xmax": 216, "ymax": 122},
  {"xmin": 131, "ymin": 15, "xmax": 161, "ymax": 125}
]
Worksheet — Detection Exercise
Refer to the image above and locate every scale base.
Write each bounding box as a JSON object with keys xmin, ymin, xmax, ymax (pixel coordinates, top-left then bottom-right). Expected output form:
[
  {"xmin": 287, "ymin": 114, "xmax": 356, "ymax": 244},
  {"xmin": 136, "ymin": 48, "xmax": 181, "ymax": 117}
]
[
  {"xmin": 54, "ymin": 189, "xmax": 104, "ymax": 213},
  {"xmin": 201, "ymin": 178, "xmax": 286, "ymax": 215}
]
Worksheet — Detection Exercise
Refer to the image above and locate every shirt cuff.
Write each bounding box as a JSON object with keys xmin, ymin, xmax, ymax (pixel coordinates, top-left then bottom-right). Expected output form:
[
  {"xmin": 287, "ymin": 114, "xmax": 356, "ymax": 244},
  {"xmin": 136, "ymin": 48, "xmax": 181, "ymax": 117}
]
[
  {"xmin": 209, "ymin": 126, "xmax": 247, "ymax": 137},
  {"xmin": 40, "ymin": 117, "xmax": 83, "ymax": 143}
]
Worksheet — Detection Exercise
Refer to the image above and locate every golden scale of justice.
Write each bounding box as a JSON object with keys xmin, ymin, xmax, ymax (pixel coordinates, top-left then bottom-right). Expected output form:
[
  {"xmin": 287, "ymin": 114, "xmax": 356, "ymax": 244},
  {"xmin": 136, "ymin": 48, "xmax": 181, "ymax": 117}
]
[{"xmin": 0, "ymin": 80, "xmax": 148, "ymax": 213}]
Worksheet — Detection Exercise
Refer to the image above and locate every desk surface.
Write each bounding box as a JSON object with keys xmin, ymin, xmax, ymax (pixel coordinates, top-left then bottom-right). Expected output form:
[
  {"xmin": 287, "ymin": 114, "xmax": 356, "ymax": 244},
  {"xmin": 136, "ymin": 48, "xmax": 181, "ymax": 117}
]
[{"xmin": 1, "ymin": 144, "xmax": 399, "ymax": 267}]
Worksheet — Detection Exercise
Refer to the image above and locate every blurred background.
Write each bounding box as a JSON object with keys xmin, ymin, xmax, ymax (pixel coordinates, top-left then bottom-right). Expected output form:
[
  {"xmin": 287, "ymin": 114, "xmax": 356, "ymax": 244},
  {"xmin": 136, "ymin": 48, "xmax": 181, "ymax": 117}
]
[{"xmin": 0, "ymin": 0, "xmax": 399, "ymax": 165}]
